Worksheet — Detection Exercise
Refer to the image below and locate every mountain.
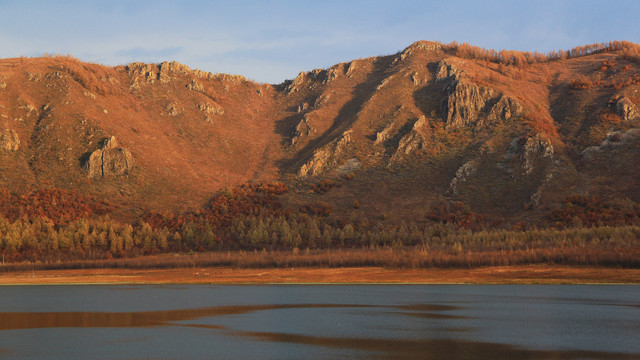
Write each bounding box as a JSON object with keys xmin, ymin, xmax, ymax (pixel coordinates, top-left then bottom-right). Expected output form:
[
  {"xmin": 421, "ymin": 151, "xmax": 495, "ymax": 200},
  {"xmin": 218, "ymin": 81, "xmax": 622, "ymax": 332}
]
[{"xmin": 1, "ymin": 40, "xmax": 640, "ymax": 226}]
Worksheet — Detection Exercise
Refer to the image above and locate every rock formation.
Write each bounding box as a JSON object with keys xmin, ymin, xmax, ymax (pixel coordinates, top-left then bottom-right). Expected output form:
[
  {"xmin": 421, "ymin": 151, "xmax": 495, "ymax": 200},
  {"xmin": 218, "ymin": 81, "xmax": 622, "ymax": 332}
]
[
  {"xmin": 582, "ymin": 129, "xmax": 640, "ymax": 157},
  {"xmin": 502, "ymin": 134, "xmax": 554, "ymax": 175},
  {"xmin": 615, "ymin": 96, "xmax": 639, "ymax": 121},
  {"xmin": 449, "ymin": 159, "xmax": 479, "ymax": 195},
  {"xmin": 290, "ymin": 115, "xmax": 315, "ymax": 146},
  {"xmin": 437, "ymin": 60, "xmax": 522, "ymax": 128},
  {"xmin": 0, "ymin": 129, "xmax": 19, "ymax": 151},
  {"xmin": 298, "ymin": 131, "xmax": 352, "ymax": 177},
  {"xmin": 392, "ymin": 116, "xmax": 428, "ymax": 160},
  {"xmin": 84, "ymin": 136, "xmax": 134, "ymax": 178}
]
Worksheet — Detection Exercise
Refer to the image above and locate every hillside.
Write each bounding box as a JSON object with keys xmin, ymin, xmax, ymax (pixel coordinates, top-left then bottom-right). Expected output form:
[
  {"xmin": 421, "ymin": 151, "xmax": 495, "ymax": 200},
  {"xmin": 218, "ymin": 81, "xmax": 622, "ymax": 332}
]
[{"xmin": 1, "ymin": 40, "xmax": 640, "ymax": 227}]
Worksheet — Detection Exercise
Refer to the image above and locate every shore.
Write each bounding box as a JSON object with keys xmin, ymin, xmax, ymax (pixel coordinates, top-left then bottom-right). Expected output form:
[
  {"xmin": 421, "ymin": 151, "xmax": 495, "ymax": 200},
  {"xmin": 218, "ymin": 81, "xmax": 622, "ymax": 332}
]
[{"xmin": 1, "ymin": 265, "xmax": 639, "ymax": 285}]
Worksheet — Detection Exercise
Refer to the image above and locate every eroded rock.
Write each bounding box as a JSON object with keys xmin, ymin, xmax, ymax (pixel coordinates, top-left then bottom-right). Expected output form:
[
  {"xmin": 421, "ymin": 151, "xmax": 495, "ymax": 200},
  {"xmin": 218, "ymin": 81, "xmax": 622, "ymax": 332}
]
[
  {"xmin": 437, "ymin": 59, "xmax": 522, "ymax": 128},
  {"xmin": 615, "ymin": 96, "xmax": 639, "ymax": 121},
  {"xmin": 392, "ymin": 116, "xmax": 427, "ymax": 159},
  {"xmin": 582, "ymin": 129, "xmax": 640, "ymax": 157},
  {"xmin": 298, "ymin": 131, "xmax": 352, "ymax": 177},
  {"xmin": 449, "ymin": 159, "xmax": 478, "ymax": 195},
  {"xmin": 0, "ymin": 129, "xmax": 20, "ymax": 151},
  {"xmin": 186, "ymin": 79, "xmax": 205, "ymax": 92},
  {"xmin": 198, "ymin": 102, "xmax": 224, "ymax": 116},
  {"xmin": 435, "ymin": 59, "xmax": 461, "ymax": 81},
  {"xmin": 290, "ymin": 115, "xmax": 315, "ymax": 146},
  {"xmin": 502, "ymin": 134, "xmax": 554, "ymax": 175},
  {"xmin": 84, "ymin": 136, "xmax": 134, "ymax": 178}
]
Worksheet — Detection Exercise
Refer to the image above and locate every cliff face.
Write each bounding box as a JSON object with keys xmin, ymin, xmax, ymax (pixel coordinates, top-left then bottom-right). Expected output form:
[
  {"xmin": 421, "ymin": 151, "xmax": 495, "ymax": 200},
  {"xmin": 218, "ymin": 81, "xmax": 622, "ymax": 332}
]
[
  {"xmin": 436, "ymin": 59, "xmax": 523, "ymax": 128},
  {"xmin": 0, "ymin": 41, "xmax": 639, "ymax": 223}
]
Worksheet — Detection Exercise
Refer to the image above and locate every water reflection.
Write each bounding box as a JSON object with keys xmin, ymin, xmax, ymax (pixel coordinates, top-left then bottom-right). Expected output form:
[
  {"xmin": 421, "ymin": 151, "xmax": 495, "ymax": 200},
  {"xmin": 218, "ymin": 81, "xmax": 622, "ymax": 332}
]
[
  {"xmin": 0, "ymin": 304, "xmax": 375, "ymax": 330},
  {"xmin": 1, "ymin": 285, "xmax": 638, "ymax": 360},
  {"xmin": 2, "ymin": 303, "xmax": 638, "ymax": 360},
  {"xmin": 238, "ymin": 331, "xmax": 638, "ymax": 360}
]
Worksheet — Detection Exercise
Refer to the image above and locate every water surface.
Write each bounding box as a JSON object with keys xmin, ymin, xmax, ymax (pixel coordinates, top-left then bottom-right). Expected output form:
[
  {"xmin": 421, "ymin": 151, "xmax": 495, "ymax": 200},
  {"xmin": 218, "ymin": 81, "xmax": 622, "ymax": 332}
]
[{"xmin": 0, "ymin": 285, "xmax": 638, "ymax": 359}]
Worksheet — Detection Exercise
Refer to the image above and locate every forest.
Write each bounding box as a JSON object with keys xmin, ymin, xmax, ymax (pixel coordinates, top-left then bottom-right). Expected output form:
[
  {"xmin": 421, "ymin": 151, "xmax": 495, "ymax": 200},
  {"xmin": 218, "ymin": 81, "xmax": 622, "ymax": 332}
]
[{"xmin": 1, "ymin": 184, "xmax": 639, "ymax": 269}]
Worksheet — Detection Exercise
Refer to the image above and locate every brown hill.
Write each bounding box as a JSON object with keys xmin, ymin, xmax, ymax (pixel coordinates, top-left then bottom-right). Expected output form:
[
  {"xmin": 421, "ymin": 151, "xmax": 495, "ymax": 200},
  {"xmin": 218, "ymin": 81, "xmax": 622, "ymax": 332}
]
[{"xmin": 1, "ymin": 41, "xmax": 640, "ymax": 225}]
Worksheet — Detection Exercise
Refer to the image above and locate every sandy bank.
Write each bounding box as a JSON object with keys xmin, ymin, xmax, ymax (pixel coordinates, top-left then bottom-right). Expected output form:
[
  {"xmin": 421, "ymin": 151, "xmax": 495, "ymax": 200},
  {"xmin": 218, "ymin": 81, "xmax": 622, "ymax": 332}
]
[{"xmin": 1, "ymin": 265, "xmax": 639, "ymax": 285}]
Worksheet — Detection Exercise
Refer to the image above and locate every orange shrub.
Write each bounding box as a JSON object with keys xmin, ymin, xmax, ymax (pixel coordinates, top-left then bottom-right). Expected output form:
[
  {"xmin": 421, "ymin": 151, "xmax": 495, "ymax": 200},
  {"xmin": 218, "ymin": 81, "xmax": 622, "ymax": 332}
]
[{"xmin": 570, "ymin": 76, "xmax": 593, "ymax": 89}]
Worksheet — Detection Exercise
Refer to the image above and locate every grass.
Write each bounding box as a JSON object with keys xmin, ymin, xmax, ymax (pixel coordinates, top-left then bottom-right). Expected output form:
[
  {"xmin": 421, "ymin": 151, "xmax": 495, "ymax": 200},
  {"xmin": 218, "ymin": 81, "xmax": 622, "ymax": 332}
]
[{"xmin": 2, "ymin": 242, "xmax": 638, "ymax": 272}]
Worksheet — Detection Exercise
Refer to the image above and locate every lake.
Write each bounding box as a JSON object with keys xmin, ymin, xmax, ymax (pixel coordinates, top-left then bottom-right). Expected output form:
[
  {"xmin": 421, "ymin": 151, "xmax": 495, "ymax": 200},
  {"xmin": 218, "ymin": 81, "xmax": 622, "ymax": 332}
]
[{"xmin": 0, "ymin": 285, "xmax": 638, "ymax": 359}]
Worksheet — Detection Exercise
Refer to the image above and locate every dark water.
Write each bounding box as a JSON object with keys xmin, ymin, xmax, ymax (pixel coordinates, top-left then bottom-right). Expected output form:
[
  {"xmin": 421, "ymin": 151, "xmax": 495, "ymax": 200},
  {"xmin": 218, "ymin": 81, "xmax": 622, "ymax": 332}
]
[{"xmin": 0, "ymin": 285, "xmax": 638, "ymax": 360}]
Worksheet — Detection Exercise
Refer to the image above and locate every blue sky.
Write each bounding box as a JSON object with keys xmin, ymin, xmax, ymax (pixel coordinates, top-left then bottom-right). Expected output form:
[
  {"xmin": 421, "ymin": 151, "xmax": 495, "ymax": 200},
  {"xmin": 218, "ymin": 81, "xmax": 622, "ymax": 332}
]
[{"xmin": 1, "ymin": 0, "xmax": 639, "ymax": 83}]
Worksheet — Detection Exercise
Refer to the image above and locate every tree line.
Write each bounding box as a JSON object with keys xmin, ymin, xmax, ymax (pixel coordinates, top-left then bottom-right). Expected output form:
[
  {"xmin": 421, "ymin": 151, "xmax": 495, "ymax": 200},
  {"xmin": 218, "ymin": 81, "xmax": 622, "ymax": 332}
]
[
  {"xmin": 446, "ymin": 40, "xmax": 640, "ymax": 67},
  {"xmin": 1, "ymin": 184, "xmax": 640, "ymax": 265}
]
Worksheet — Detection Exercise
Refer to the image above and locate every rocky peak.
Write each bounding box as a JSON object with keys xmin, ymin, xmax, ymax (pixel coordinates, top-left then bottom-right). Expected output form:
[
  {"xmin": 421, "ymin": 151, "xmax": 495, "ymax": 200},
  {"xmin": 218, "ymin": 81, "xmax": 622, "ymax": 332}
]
[
  {"xmin": 394, "ymin": 41, "xmax": 444, "ymax": 64},
  {"xmin": 158, "ymin": 61, "xmax": 191, "ymax": 83},
  {"xmin": 284, "ymin": 72, "xmax": 308, "ymax": 93}
]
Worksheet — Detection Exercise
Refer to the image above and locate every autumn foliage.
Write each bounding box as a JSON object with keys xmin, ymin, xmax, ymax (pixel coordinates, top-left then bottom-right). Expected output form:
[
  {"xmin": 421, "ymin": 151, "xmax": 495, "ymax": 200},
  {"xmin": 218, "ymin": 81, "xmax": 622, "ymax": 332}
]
[
  {"xmin": 0, "ymin": 188, "xmax": 110, "ymax": 226},
  {"xmin": 549, "ymin": 195, "xmax": 640, "ymax": 228},
  {"xmin": 447, "ymin": 40, "xmax": 640, "ymax": 67},
  {"xmin": 426, "ymin": 200, "xmax": 484, "ymax": 230},
  {"xmin": 1, "ymin": 185, "xmax": 640, "ymax": 268},
  {"xmin": 143, "ymin": 182, "xmax": 290, "ymax": 232}
]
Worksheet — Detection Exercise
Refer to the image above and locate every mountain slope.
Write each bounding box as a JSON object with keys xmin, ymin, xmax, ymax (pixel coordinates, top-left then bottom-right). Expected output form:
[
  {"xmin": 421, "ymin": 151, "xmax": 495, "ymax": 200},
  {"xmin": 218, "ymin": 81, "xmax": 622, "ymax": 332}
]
[{"xmin": 1, "ymin": 41, "xmax": 639, "ymax": 225}]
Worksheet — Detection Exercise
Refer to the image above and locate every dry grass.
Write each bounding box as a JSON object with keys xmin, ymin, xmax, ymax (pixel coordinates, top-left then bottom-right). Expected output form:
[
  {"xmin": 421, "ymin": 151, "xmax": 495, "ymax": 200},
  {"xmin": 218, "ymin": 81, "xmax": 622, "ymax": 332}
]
[
  {"xmin": 2, "ymin": 245, "xmax": 638, "ymax": 273},
  {"xmin": 2, "ymin": 265, "xmax": 640, "ymax": 285}
]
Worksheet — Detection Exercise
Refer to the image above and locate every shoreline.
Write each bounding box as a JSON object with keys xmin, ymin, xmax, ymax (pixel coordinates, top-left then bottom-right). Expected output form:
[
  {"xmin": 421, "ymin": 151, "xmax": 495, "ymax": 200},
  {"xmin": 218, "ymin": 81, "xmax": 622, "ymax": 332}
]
[{"xmin": 1, "ymin": 265, "xmax": 639, "ymax": 285}]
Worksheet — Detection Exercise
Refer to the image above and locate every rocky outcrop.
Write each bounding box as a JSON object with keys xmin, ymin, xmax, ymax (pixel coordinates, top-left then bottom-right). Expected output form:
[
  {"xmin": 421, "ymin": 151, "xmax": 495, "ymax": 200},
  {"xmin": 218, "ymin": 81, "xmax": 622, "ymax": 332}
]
[
  {"xmin": 615, "ymin": 96, "xmax": 639, "ymax": 121},
  {"xmin": 375, "ymin": 123, "xmax": 395, "ymax": 144},
  {"xmin": 437, "ymin": 60, "xmax": 522, "ymax": 128},
  {"xmin": 336, "ymin": 158, "xmax": 361, "ymax": 175},
  {"xmin": 296, "ymin": 103, "xmax": 309, "ymax": 113},
  {"xmin": 502, "ymin": 134, "xmax": 554, "ymax": 175},
  {"xmin": 345, "ymin": 60, "xmax": 360, "ymax": 77},
  {"xmin": 186, "ymin": 79, "xmax": 205, "ymax": 92},
  {"xmin": 392, "ymin": 116, "xmax": 427, "ymax": 159},
  {"xmin": 487, "ymin": 97, "xmax": 523, "ymax": 122},
  {"xmin": 449, "ymin": 159, "xmax": 479, "ymax": 195},
  {"xmin": 284, "ymin": 72, "xmax": 308, "ymax": 94},
  {"xmin": 0, "ymin": 129, "xmax": 19, "ymax": 151},
  {"xmin": 435, "ymin": 59, "xmax": 461, "ymax": 81},
  {"xmin": 290, "ymin": 115, "xmax": 315, "ymax": 146},
  {"xmin": 84, "ymin": 136, "xmax": 134, "ymax": 178},
  {"xmin": 298, "ymin": 131, "xmax": 352, "ymax": 177},
  {"xmin": 582, "ymin": 129, "xmax": 640, "ymax": 157},
  {"xmin": 158, "ymin": 61, "xmax": 191, "ymax": 83},
  {"xmin": 197, "ymin": 102, "xmax": 224, "ymax": 116},
  {"xmin": 442, "ymin": 80, "xmax": 494, "ymax": 127},
  {"xmin": 126, "ymin": 63, "xmax": 160, "ymax": 87},
  {"xmin": 522, "ymin": 135, "xmax": 554, "ymax": 174},
  {"xmin": 529, "ymin": 163, "xmax": 561, "ymax": 208},
  {"xmin": 393, "ymin": 41, "xmax": 443, "ymax": 64},
  {"xmin": 325, "ymin": 64, "xmax": 343, "ymax": 83},
  {"xmin": 166, "ymin": 102, "xmax": 181, "ymax": 116}
]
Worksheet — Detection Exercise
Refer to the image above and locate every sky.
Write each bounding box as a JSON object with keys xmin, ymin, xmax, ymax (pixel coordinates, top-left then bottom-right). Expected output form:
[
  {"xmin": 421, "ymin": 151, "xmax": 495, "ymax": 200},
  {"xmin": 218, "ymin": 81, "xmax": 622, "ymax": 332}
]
[{"xmin": 1, "ymin": 0, "xmax": 639, "ymax": 84}]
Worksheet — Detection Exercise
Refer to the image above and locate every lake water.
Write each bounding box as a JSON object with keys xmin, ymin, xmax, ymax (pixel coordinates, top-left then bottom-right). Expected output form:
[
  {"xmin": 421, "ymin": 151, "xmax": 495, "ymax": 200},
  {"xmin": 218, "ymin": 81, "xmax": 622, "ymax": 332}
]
[{"xmin": 0, "ymin": 285, "xmax": 638, "ymax": 359}]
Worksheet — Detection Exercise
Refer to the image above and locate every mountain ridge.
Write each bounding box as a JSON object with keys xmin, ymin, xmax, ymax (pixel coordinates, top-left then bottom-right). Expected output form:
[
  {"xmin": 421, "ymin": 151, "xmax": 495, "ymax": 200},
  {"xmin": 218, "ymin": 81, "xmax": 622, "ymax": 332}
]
[{"xmin": 1, "ymin": 40, "xmax": 640, "ymax": 226}]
